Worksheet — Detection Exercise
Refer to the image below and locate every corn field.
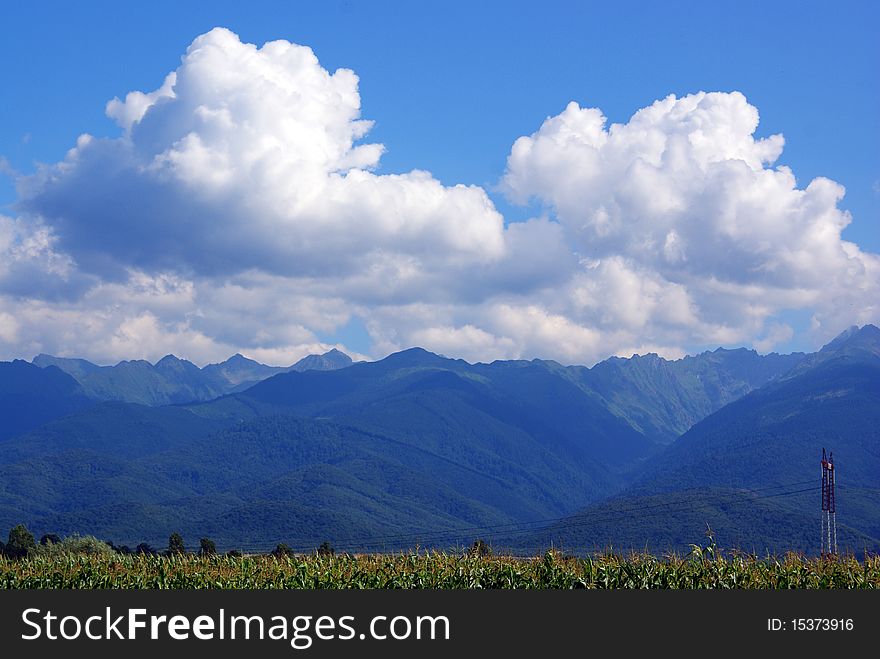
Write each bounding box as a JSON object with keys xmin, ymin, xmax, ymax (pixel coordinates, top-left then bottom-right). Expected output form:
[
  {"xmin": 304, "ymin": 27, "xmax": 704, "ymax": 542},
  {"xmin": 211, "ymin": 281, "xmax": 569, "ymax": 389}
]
[{"xmin": 2, "ymin": 549, "xmax": 878, "ymax": 589}]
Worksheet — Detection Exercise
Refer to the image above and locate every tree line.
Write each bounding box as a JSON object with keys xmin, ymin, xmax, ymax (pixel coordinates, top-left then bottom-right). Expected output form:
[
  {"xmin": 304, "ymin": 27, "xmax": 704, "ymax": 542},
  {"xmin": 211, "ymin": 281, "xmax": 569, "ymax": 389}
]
[
  {"xmin": 0, "ymin": 524, "xmax": 340, "ymax": 559},
  {"xmin": 2, "ymin": 524, "xmax": 493, "ymax": 559}
]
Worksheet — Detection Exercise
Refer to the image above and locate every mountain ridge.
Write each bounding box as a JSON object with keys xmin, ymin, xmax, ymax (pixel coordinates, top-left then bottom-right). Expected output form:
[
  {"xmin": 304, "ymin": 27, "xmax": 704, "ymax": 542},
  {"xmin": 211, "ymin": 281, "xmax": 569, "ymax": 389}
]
[
  {"xmin": 518, "ymin": 324, "xmax": 880, "ymax": 553},
  {"xmin": 31, "ymin": 348, "xmax": 357, "ymax": 406},
  {"xmin": 2, "ymin": 325, "xmax": 875, "ymax": 551}
]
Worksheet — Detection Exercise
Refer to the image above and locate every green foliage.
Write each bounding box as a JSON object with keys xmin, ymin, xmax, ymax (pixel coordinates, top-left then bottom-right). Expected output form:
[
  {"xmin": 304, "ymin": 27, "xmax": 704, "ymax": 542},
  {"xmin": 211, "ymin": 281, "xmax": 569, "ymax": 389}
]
[
  {"xmin": 0, "ymin": 550, "xmax": 877, "ymax": 589},
  {"xmin": 199, "ymin": 538, "xmax": 217, "ymax": 557},
  {"xmin": 5, "ymin": 524, "xmax": 36, "ymax": 559},
  {"xmin": 470, "ymin": 539, "xmax": 491, "ymax": 557},
  {"xmin": 35, "ymin": 534, "xmax": 116, "ymax": 558},
  {"xmin": 167, "ymin": 533, "xmax": 186, "ymax": 556},
  {"xmin": 40, "ymin": 533, "xmax": 61, "ymax": 546},
  {"xmin": 272, "ymin": 543, "xmax": 293, "ymax": 558}
]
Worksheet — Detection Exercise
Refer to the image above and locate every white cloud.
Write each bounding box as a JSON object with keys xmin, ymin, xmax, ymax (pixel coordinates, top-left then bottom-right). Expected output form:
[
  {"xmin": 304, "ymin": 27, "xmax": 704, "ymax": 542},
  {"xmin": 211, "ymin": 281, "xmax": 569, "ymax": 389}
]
[
  {"xmin": 0, "ymin": 312, "xmax": 19, "ymax": 344},
  {"xmin": 409, "ymin": 324, "xmax": 517, "ymax": 363},
  {"xmin": 502, "ymin": 91, "xmax": 880, "ymax": 349},
  {"xmin": 754, "ymin": 323, "xmax": 795, "ymax": 354},
  {"xmin": 20, "ymin": 27, "xmax": 505, "ymax": 280},
  {"xmin": 105, "ymin": 72, "xmax": 177, "ymax": 133},
  {"xmin": 2, "ymin": 31, "xmax": 878, "ymax": 367},
  {"xmin": 0, "ymin": 214, "xmax": 89, "ymax": 301}
]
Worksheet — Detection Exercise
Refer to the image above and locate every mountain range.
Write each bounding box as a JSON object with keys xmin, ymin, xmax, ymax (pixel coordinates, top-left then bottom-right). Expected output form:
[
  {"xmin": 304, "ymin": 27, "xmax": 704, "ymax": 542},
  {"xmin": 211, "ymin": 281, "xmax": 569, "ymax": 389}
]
[
  {"xmin": 517, "ymin": 324, "xmax": 880, "ymax": 554},
  {"xmin": 0, "ymin": 326, "xmax": 877, "ymax": 554},
  {"xmin": 31, "ymin": 348, "xmax": 353, "ymax": 406}
]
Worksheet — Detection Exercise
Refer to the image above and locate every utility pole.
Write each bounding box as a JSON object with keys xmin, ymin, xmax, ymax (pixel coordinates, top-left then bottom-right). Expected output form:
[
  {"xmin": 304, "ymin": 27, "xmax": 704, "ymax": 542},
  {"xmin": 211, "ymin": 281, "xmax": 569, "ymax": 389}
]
[{"xmin": 820, "ymin": 448, "xmax": 837, "ymax": 557}]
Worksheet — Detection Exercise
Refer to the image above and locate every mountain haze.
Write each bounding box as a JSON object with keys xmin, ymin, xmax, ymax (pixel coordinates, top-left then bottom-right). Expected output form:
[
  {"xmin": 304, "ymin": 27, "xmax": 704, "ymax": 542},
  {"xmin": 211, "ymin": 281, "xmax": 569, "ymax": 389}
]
[
  {"xmin": 522, "ymin": 325, "xmax": 880, "ymax": 553},
  {"xmin": 31, "ymin": 349, "xmax": 355, "ymax": 406},
  {"xmin": 577, "ymin": 348, "xmax": 806, "ymax": 443},
  {"xmin": 1, "ymin": 328, "xmax": 875, "ymax": 553},
  {"xmin": 0, "ymin": 361, "xmax": 95, "ymax": 441}
]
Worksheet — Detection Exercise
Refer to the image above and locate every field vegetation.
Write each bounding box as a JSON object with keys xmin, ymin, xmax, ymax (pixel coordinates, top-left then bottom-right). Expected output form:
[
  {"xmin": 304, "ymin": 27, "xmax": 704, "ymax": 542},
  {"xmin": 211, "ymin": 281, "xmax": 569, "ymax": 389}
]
[{"xmin": 2, "ymin": 542, "xmax": 877, "ymax": 589}]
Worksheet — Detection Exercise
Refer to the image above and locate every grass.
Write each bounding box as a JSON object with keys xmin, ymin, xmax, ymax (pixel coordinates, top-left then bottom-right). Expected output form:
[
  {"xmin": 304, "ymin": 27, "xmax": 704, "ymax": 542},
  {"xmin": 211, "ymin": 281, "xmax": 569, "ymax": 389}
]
[{"xmin": 1, "ymin": 547, "xmax": 878, "ymax": 589}]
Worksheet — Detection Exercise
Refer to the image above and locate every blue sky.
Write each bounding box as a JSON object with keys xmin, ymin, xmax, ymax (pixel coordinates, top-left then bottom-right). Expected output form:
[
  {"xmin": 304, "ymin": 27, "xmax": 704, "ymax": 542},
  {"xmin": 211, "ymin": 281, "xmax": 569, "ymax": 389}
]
[{"xmin": 0, "ymin": 1, "xmax": 877, "ymax": 364}]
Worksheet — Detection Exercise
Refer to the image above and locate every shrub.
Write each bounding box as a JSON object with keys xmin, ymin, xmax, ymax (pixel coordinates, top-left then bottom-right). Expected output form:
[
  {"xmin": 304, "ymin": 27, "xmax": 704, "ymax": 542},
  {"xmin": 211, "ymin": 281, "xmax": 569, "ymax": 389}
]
[
  {"xmin": 199, "ymin": 538, "xmax": 217, "ymax": 557},
  {"xmin": 272, "ymin": 543, "xmax": 294, "ymax": 558},
  {"xmin": 6, "ymin": 524, "xmax": 36, "ymax": 559},
  {"xmin": 167, "ymin": 532, "xmax": 186, "ymax": 556},
  {"xmin": 36, "ymin": 534, "xmax": 116, "ymax": 557},
  {"xmin": 40, "ymin": 533, "xmax": 62, "ymax": 546},
  {"xmin": 317, "ymin": 541, "xmax": 335, "ymax": 557},
  {"xmin": 105, "ymin": 540, "xmax": 132, "ymax": 554},
  {"xmin": 470, "ymin": 539, "xmax": 491, "ymax": 557}
]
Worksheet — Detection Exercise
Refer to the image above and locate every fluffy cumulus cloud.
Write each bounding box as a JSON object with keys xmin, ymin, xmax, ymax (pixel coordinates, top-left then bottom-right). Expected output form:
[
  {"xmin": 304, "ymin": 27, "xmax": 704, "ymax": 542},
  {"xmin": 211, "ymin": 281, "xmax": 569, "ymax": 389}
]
[
  {"xmin": 19, "ymin": 28, "xmax": 505, "ymax": 280},
  {"xmin": 1, "ymin": 29, "xmax": 877, "ymax": 366},
  {"xmin": 502, "ymin": 92, "xmax": 880, "ymax": 349}
]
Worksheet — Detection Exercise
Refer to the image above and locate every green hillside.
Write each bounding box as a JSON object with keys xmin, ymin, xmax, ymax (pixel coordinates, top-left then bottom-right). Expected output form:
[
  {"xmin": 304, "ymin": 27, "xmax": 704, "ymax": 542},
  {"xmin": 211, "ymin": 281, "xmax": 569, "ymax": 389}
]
[
  {"xmin": 3, "ymin": 330, "xmax": 876, "ymax": 554},
  {"xmin": 527, "ymin": 326, "xmax": 880, "ymax": 553},
  {"xmin": 0, "ymin": 361, "xmax": 96, "ymax": 441},
  {"xmin": 509, "ymin": 487, "xmax": 880, "ymax": 555}
]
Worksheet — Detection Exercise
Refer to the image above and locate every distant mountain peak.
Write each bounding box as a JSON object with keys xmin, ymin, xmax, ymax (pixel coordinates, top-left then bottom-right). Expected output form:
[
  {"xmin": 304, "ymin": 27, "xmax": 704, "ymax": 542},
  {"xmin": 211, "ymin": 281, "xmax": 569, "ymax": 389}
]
[
  {"xmin": 393, "ymin": 346, "xmax": 432, "ymax": 356},
  {"xmin": 155, "ymin": 354, "xmax": 200, "ymax": 374},
  {"xmin": 821, "ymin": 325, "xmax": 861, "ymax": 352},
  {"xmin": 116, "ymin": 359, "xmax": 152, "ymax": 367},
  {"xmin": 378, "ymin": 347, "xmax": 452, "ymax": 368},
  {"xmin": 223, "ymin": 353, "xmax": 259, "ymax": 365},
  {"xmin": 820, "ymin": 324, "xmax": 880, "ymax": 355},
  {"xmin": 289, "ymin": 348, "xmax": 353, "ymax": 372},
  {"xmin": 31, "ymin": 354, "xmax": 103, "ymax": 381}
]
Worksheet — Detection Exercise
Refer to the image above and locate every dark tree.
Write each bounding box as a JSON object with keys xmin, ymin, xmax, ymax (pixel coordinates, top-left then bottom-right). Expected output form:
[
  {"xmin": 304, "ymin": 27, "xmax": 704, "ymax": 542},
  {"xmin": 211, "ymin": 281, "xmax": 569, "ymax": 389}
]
[
  {"xmin": 226, "ymin": 549, "xmax": 242, "ymax": 558},
  {"xmin": 40, "ymin": 533, "xmax": 62, "ymax": 546},
  {"xmin": 167, "ymin": 532, "xmax": 186, "ymax": 556},
  {"xmin": 199, "ymin": 538, "xmax": 217, "ymax": 557},
  {"xmin": 317, "ymin": 541, "xmax": 334, "ymax": 557},
  {"xmin": 6, "ymin": 524, "xmax": 37, "ymax": 559},
  {"xmin": 0, "ymin": 540, "xmax": 5, "ymax": 557},
  {"xmin": 136, "ymin": 543, "xmax": 156, "ymax": 555},
  {"xmin": 272, "ymin": 543, "xmax": 293, "ymax": 558},
  {"xmin": 470, "ymin": 539, "xmax": 491, "ymax": 557}
]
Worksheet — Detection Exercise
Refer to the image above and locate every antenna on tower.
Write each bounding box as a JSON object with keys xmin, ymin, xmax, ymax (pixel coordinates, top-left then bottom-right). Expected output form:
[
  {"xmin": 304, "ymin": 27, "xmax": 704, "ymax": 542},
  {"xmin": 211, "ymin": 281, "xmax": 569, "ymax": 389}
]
[{"xmin": 820, "ymin": 448, "xmax": 837, "ymax": 557}]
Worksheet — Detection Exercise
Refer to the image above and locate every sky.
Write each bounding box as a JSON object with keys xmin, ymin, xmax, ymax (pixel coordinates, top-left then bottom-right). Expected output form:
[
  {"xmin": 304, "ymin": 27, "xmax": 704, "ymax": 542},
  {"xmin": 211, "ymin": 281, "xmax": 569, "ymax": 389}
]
[{"xmin": 0, "ymin": 0, "xmax": 877, "ymax": 366}]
